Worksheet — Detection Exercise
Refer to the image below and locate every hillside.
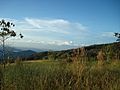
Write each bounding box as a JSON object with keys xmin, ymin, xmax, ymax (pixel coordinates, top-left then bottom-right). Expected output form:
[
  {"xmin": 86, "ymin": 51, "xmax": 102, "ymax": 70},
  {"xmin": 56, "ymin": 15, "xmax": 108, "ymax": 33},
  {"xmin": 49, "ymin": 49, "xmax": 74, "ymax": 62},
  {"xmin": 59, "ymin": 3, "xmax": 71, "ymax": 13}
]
[
  {"xmin": 13, "ymin": 50, "xmax": 36, "ymax": 59},
  {"xmin": 0, "ymin": 49, "xmax": 36, "ymax": 61},
  {"xmin": 27, "ymin": 42, "xmax": 120, "ymax": 61}
]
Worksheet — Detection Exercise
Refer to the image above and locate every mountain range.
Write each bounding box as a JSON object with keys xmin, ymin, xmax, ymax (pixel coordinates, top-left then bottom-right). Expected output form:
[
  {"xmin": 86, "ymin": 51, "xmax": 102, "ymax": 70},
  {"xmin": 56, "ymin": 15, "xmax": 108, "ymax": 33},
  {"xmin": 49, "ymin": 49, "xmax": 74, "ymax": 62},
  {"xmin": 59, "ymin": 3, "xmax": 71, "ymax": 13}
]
[
  {"xmin": 0, "ymin": 42, "xmax": 119, "ymax": 61},
  {"xmin": 26, "ymin": 42, "xmax": 120, "ymax": 61}
]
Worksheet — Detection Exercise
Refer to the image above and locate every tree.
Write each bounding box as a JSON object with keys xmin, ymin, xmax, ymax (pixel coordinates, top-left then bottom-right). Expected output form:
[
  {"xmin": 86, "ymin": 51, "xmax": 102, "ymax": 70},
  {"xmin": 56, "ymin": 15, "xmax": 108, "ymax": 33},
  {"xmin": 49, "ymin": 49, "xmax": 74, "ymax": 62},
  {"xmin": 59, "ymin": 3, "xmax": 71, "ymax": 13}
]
[
  {"xmin": 102, "ymin": 45, "xmax": 114, "ymax": 61},
  {"xmin": 114, "ymin": 33, "xmax": 120, "ymax": 42},
  {"xmin": 48, "ymin": 50, "xmax": 56, "ymax": 60},
  {"xmin": 0, "ymin": 19, "xmax": 23, "ymax": 66}
]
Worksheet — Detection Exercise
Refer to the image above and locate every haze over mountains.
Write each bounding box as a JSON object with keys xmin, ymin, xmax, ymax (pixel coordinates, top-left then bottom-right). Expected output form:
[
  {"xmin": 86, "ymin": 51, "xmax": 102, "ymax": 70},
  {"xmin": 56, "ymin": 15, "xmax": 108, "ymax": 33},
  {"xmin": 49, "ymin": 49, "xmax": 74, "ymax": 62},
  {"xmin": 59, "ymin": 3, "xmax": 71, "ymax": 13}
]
[
  {"xmin": 0, "ymin": 47, "xmax": 37, "ymax": 60},
  {"xmin": 0, "ymin": 41, "xmax": 119, "ymax": 61}
]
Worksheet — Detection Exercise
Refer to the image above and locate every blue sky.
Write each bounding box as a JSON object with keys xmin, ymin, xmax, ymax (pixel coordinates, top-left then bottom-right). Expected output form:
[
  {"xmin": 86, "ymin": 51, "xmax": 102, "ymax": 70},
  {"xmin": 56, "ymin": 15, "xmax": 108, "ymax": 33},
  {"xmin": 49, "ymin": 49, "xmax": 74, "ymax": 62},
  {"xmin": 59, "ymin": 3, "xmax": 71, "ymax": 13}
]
[{"xmin": 0, "ymin": 0, "xmax": 120, "ymax": 50}]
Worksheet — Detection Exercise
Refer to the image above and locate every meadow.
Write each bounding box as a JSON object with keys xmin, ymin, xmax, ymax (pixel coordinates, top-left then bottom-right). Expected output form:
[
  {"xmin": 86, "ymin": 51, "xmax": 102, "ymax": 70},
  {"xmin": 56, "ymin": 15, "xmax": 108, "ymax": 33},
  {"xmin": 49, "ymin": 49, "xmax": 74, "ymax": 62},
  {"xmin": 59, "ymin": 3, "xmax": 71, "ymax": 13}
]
[{"xmin": 0, "ymin": 60, "xmax": 120, "ymax": 90}]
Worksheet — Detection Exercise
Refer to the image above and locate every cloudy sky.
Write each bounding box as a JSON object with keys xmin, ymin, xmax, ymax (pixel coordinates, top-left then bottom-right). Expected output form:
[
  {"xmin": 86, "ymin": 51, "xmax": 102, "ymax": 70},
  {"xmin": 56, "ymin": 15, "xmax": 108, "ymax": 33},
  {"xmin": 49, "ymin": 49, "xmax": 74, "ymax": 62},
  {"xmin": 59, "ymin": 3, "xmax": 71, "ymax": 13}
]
[{"xmin": 0, "ymin": 0, "xmax": 120, "ymax": 50}]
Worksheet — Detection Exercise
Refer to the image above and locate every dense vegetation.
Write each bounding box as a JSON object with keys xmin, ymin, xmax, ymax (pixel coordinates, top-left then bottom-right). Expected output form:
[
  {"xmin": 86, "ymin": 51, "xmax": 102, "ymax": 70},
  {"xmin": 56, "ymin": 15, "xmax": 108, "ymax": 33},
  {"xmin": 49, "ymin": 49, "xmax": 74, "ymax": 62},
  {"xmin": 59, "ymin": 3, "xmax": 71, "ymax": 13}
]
[
  {"xmin": 0, "ymin": 60, "xmax": 120, "ymax": 90},
  {"xmin": 27, "ymin": 42, "xmax": 120, "ymax": 61},
  {"xmin": 0, "ymin": 42, "xmax": 120, "ymax": 90}
]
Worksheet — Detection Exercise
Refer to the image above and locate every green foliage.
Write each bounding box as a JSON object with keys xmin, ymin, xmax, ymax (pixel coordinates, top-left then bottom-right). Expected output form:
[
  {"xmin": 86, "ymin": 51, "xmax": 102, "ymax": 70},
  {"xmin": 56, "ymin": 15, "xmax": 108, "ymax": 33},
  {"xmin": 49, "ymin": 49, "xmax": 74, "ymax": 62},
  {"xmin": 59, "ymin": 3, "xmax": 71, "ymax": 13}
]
[
  {"xmin": 114, "ymin": 32, "xmax": 120, "ymax": 42},
  {"xmin": 26, "ymin": 42, "xmax": 120, "ymax": 62},
  {"xmin": 0, "ymin": 20, "xmax": 16, "ymax": 37},
  {"xmin": 0, "ymin": 60, "xmax": 120, "ymax": 90},
  {"xmin": 102, "ymin": 43, "xmax": 120, "ymax": 61},
  {"xmin": 48, "ymin": 51, "xmax": 56, "ymax": 61},
  {"xmin": 102, "ymin": 45, "xmax": 114, "ymax": 61}
]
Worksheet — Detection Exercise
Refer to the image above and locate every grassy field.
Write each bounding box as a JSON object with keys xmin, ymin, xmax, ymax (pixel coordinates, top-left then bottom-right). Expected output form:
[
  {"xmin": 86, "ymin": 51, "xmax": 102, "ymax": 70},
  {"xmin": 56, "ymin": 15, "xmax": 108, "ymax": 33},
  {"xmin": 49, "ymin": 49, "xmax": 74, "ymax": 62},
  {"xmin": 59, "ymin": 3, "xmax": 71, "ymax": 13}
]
[{"xmin": 0, "ymin": 60, "xmax": 120, "ymax": 90}]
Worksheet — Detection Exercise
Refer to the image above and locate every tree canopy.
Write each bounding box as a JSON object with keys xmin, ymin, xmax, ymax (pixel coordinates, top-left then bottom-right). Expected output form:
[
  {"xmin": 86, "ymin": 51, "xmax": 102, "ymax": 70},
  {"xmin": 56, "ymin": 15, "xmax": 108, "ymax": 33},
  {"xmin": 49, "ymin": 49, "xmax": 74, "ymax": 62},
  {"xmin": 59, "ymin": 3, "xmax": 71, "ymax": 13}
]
[{"xmin": 114, "ymin": 33, "xmax": 120, "ymax": 42}]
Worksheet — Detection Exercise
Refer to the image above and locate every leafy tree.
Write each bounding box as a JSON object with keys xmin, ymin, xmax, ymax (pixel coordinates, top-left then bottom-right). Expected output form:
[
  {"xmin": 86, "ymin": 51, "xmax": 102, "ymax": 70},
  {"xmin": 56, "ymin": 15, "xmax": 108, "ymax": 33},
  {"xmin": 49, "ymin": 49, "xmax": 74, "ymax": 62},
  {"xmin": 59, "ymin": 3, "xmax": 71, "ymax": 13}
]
[
  {"xmin": 48, "ymin": 50, "xmax": 56, "ymax": 61},
  {"xmin": 0, "ymin": 19, "xmax": 23, "ymax": 66},
  {"xmin": 102, "ymin": 45, "xmax": 114, "ymax": 61},
  {"xmin": 114, "ymin": 33, "xmax": 120, "ymax": 42}
]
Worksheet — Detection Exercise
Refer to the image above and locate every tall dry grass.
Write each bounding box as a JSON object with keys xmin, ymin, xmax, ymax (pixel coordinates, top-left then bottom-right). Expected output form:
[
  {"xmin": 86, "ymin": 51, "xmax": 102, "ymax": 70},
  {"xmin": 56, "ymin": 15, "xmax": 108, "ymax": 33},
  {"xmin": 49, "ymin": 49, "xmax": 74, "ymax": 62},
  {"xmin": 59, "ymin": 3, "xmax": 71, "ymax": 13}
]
[{"xmin": 0, "ymin": 60, "xmax": 119, "ymax": 90}]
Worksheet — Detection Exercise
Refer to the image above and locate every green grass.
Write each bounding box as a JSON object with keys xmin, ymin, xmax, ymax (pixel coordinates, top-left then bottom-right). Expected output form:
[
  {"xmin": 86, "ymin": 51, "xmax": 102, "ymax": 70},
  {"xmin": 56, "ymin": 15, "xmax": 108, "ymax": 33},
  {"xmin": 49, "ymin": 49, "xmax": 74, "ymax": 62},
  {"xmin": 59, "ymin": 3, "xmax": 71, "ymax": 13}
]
[{"xmin": 0, "ymin": 60, "xmax": 120, "ymax": 90}]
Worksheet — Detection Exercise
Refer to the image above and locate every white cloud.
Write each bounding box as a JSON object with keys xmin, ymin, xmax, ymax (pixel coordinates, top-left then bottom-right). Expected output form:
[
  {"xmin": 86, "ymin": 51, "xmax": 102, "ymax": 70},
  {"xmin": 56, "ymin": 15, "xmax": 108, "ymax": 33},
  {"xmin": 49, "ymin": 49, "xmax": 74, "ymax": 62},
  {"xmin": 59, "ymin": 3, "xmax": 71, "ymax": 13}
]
[
  {"xmin": 55, "ymin": 41, "xmax": 73, "ymax": 46},
  {"xmin": 0, "ymin": 17, "xmax": 87, "ymax": 34},
  {"xmin": 25, "ymin": 18, "xmax": 87, "ymax": 34},
  {"xmin": 0, "ymin": 17, "xmax": 88, "ymax": 49},
  {"xmin": 101, "ymin": 32, "xmax": 114, "ymax": 38},
  {"xmin": 24, "ymin": 39, "xmax": 73, "ymax": 46},
  {"xmin": 1, "ymin": 18, "xmax": 116, "ymax": 50},
  {"xmin": 62, "ymin": 41, "xmax": 71, "ymax": 45}
]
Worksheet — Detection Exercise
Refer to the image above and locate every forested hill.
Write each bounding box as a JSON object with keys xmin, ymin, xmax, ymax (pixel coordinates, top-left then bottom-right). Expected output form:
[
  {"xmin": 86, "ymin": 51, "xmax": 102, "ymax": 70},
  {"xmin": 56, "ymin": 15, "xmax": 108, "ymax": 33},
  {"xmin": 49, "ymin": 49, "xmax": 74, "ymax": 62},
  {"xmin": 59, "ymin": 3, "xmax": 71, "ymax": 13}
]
[{"xmin": 27, "ymin": 42, "xmax": 120, "ymax": 61}]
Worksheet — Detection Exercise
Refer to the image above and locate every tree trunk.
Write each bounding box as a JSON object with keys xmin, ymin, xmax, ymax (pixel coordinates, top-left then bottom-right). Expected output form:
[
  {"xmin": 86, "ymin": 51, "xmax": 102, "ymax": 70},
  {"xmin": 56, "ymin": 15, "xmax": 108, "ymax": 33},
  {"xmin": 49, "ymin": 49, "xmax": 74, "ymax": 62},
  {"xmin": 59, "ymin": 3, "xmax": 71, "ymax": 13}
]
[{"xmin": 2, "ymin": 36, "xmax": 5, "ymax": 68}]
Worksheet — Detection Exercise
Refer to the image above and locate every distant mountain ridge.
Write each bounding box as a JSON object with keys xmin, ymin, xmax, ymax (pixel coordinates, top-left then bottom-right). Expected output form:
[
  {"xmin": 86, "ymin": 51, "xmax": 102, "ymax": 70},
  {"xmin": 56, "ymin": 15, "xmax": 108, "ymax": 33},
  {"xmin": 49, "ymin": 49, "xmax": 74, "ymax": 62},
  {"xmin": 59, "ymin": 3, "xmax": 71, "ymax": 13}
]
[
  {"xmin": 13, "ymin": 50, "xmax": 36, "ymax": 59},
  {"xmin": 0, "ymin": 47, "xmax": 37, "ymax": 60},
  {"xmin": 15, "ymin": 47, "xmax": 48, "ymax": 52},
  {"xmin": 0, "ymin": 42, "xmax": 119, "ymax": 61},
  {"xmin": 26, "ymin": 42, "xmax": 120, "ymax": 61}
]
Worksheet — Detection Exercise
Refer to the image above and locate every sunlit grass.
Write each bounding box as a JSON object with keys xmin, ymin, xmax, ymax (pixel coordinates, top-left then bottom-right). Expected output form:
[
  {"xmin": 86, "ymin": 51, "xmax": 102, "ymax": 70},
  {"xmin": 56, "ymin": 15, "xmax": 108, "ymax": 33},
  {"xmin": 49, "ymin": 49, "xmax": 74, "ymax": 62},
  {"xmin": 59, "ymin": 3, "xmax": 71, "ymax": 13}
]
[
  {"xmin": 24, "ymin": 60, "xmax": 50, "ymax": 63},
  {"xmin": 0, "ymin": 60, "xmax": 120, "ymax": 90}
]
